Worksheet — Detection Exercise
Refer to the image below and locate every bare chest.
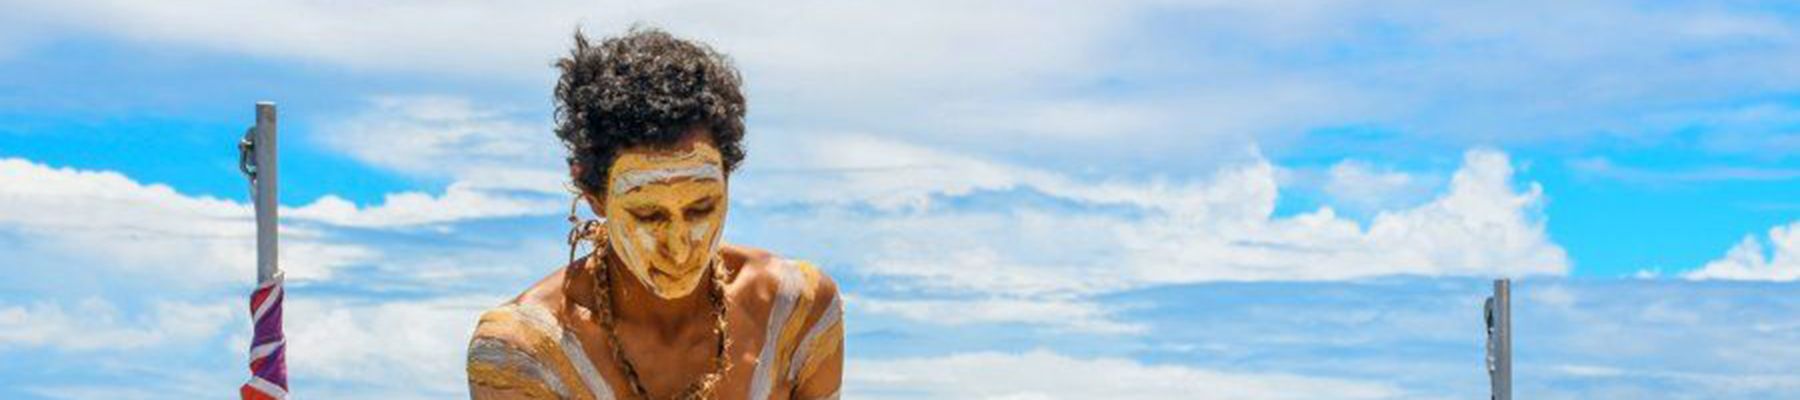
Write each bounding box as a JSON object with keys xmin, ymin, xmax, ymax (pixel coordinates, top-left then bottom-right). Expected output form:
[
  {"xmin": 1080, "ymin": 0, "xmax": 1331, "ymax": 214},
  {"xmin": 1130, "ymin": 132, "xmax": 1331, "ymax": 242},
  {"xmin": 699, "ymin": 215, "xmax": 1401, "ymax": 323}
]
[{"xmin": 562, "ymin": 300, "xmax": 788, "ymax": 400}]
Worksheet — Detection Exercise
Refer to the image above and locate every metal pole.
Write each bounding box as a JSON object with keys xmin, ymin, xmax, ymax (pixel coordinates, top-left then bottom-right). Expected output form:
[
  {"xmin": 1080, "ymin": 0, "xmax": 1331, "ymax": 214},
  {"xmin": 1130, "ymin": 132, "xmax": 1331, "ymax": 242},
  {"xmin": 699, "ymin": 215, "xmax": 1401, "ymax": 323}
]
[
  {"xmin": 1487, "ymin": 279, "xmax": 1511, "ymax": 400},
  {"xmin": 238, "ymin": 102, "xmax": 288, "ymax": 400},
  {"xmin": 254, "ymin": 102, "xmax": 278, "ymax": 283}
]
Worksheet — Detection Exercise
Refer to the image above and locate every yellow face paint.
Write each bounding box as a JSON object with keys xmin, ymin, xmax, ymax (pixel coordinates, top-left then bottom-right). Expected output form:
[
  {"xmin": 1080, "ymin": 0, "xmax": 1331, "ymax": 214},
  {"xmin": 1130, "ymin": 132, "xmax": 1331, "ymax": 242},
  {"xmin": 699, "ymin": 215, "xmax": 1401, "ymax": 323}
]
[{"xmin": 603, "ymin": 141, "xmax": 727, "ymax": 299}]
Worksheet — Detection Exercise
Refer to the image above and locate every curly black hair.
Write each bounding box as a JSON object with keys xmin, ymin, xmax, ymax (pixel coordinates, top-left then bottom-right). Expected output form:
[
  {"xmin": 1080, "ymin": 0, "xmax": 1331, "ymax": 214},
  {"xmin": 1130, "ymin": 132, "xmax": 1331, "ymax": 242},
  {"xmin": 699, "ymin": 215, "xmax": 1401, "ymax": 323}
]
[{"xmin": 554, "ymin": 26, "xmax": 747, "ymax": 196}]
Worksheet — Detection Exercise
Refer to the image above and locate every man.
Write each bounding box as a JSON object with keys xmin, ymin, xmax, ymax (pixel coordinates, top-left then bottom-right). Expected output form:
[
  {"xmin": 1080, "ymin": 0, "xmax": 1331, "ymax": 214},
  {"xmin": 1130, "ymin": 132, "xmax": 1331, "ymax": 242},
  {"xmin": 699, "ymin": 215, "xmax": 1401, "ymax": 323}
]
[{"xmin": 467, "ymin": 27, "xmax": 843, "ymax": 400}]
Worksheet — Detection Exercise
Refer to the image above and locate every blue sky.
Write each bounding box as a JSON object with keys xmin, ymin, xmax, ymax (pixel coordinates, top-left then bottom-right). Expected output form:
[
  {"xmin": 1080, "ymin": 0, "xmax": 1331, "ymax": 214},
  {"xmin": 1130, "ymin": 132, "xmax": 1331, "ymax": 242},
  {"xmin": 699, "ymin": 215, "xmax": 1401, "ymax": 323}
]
[{"xmin": 2, "ymin": 1, "xmax": 1799, "ymax": 398}]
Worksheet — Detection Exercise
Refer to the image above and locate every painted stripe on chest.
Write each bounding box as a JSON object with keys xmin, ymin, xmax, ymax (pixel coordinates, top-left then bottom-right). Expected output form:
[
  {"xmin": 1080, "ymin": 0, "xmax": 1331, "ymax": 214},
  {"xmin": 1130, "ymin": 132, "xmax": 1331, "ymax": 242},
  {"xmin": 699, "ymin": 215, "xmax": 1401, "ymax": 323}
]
[{"xmin": 749, "ymin": 260, "xmax": 805, "ymax": 400}]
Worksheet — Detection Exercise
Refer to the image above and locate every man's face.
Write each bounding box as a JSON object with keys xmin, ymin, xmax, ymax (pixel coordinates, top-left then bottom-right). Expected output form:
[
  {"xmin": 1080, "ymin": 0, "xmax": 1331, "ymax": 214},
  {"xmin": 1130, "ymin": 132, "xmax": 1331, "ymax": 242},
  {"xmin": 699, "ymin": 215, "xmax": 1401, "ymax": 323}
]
[{"xmin": 602, "ymin": 137, "xmax": 728, "ymax": 299}]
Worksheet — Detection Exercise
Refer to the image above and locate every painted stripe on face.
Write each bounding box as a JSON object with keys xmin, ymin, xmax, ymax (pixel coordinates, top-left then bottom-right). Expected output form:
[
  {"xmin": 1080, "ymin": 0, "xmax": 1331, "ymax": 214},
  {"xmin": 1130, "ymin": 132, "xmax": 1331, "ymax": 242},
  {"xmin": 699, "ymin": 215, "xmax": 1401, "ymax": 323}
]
[
  {"xmin": 609, "ymin": 163, "xmax": 724, "ymax": 196},
  {"xmin": 603, "ymin": 141, "xmax": 729, "ymax": 299}
]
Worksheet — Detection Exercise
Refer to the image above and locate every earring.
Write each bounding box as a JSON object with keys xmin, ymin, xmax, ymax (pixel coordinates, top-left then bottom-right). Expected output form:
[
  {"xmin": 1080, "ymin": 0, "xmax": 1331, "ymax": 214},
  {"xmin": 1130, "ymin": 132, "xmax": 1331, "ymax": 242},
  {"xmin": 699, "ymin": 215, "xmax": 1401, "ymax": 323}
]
[
  {"xmin": 566, "ymin": 194, "xmax": 603, "ymax": 266},
  {"xmin": 566, "ymin": 194, "xmax": 581, "ymax": 265}
]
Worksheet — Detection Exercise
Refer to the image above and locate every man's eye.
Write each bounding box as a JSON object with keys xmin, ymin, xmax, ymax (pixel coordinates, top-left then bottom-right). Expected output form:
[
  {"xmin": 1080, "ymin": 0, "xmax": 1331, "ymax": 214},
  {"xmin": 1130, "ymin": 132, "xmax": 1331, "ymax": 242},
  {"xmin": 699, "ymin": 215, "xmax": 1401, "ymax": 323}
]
[
  {"xmin": 685, "ymin": 204, "xmax": 715, "ymax": 216},
  {"xmin": 629, "ymin": 209, "xmax": 667, "ymax": 221}
]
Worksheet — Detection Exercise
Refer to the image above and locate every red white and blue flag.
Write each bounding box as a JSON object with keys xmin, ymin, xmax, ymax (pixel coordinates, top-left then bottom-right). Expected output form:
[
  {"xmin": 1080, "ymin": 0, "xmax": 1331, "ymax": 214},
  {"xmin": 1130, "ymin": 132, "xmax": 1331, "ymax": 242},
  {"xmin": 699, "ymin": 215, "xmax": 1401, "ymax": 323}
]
[{"xmin": 240, "ymin": 273, "xmax": 288, "ymax": 400}]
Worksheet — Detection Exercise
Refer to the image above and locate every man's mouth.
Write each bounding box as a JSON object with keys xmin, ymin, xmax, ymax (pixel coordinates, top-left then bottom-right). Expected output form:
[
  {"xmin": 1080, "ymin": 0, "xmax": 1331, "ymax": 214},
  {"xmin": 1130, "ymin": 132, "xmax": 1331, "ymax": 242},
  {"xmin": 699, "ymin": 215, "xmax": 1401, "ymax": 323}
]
[{"xmin": 649, "ymin": 263, "xmax": 695, "ymax": 280}]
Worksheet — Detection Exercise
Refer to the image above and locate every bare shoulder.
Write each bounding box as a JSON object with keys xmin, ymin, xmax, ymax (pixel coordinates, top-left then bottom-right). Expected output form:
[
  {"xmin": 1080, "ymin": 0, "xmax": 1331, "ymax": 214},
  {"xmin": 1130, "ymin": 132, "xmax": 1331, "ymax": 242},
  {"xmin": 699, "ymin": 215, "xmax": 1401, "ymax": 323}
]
[
  {"xmin": 723, "ymin": 244, "xmax": 839, "ymax": 307},
  {"xmin": 723, "ymin": 244, "xmax": 845, "ymax": 396},
  {"xmin": 721, "ymin": 243, "xmax": 841, "ymax": 339},
  {"xmin": 723, "ymin": 244, "xmax": 780, "ymax": 304},
  {"xmin": 466, "ymin": 263, "xmax": 579, "ymax": 398}
]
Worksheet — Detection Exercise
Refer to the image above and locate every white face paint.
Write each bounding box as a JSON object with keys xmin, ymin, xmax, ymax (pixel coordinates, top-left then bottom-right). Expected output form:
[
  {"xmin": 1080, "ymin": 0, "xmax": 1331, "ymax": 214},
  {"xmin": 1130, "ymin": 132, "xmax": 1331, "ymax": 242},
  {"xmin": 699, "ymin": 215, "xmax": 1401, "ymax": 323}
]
[{"xmin": 602, "ymin": 142, "xmax": 728, "ymax": 299}]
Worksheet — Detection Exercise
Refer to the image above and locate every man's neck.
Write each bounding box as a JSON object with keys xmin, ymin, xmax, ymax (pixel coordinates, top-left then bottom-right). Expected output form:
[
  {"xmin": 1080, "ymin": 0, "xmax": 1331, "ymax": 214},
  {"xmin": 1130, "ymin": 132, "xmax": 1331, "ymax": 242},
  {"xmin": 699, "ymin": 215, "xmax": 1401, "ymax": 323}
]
[{"xmin": 603, "ymin": 253, "xmax": 715, "ymax": 337}]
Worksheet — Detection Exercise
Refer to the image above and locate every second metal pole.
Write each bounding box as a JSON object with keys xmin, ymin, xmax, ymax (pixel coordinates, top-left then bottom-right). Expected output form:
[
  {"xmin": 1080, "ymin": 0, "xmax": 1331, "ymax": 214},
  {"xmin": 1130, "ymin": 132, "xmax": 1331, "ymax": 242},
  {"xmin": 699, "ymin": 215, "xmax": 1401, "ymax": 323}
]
[{"xmin": 1488, "ymin": 279, "xmax": 1511, "ymax": 400}]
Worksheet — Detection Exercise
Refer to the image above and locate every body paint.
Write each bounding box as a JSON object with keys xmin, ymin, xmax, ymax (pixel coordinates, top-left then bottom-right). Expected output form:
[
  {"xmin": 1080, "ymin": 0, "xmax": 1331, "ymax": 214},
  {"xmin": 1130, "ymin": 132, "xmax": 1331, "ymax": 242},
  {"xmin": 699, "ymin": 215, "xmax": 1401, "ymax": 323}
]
[{"xmin": 603, "ymin": 142, "xmax": 728, "ymax": 299}]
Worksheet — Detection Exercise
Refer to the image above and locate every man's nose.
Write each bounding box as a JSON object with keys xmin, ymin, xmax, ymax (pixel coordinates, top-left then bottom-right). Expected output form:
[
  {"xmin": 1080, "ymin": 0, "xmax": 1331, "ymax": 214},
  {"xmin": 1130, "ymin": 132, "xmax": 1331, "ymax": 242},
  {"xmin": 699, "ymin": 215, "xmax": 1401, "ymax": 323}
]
[{"xmin": 665, "ymin": 219, "xmax": 694, "ymax": 263}]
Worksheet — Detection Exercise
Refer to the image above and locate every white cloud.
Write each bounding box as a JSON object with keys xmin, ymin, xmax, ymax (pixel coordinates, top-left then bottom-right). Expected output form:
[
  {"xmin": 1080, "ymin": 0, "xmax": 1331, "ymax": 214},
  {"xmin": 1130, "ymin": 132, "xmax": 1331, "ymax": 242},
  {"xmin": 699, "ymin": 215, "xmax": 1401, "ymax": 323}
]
[
  {"xmin": 751, "ymin": 138, "xmax": 1564, "ymax": 290},
  {"xmin": 0, "ymin": 294, "xmax": 512, "ymax": 398},
  {"xmin": 0, "ymin": 156, "xmax": 560, "ymax": 399},
  {"xmin": 1529, "ymin": 283, "xmax": 1579, "ymax": 310},
  {"xmin": 1684, "ymin": 221, "xmax": 1800, "ymax": 281},
  {"xmin": 856, "ymin": 296, "xmax": 1145, "ymax": 334},
  {"xmin": 0, "ymin": 298, "xmax": 232, "ymax": 351},
  {"xmin": 739, "ymin": 133, "xmax": 1094, "ymax": 210},
  {"xmin": 285, "ymin": 182, "xmax": 554, "ymax": 228},
  {"xmin": 1570, "ymin": 157, "xmax": 1800, "ymax": 184},
  {"xmin": 0, "ymin": 154, "xmax": 554, "ymax": 288},
  {"xmin": 1, "ymin": 126, "xmax": 555, "ymax": 284},
  {"xmin": 739, "ymin": 133, "xmax": 1263, "ymax": 211},
  {"xmin": 1547, "ymin": 364, "xmax": 1800, "ymax": 398},
  {"xmin": 276, "ymin": 295, "xmax": 500, "ymax": 398},
  {"xmin": 289, "ymin": 95, "xmax": 570, "ymax": 228},
  {"xmin": 7, "ymin": 1, "xmax": 576, "ymax": 80},
  {"xmin": 1136, "ymin": 147, "xmax": 1566, "ymax": 281},
  {"xmin": 20, "ymin": 362, "xmax": 229, "ymax": 400},
  {"xmin": 738, "ymin": 137, "xmax": 1564, "ymax": 332},
  {"xmin": 0, "ymin": 158, "xmax": 372, "ymax": 284},
  {"xmin": 1673, "ymin": 91, "xmax": 1800, "ymax": 160},
  {"xmin": 847, "ymin": 349, "xmax": 1402, "ymax": 400},
  {"xmin": 1322, "ymin": 159, "xmax": 1437, "ymax": 215},
  {"xmin": 845, "ymin": 279, "xmax": 1800, "ymax": 399},
  {"xmin": 23, "ymin": 0, "xmax": 1797, "ymax": 159},
  {"xmin": 318, "ymin": 96, "xmax": 562, "ymax": 189},
  {"xmin": 0, "ymin": 156, "xmax": 572, "ymax": 397},
  {"xmin": 7, "ymin": 1, "xmax": 1130, "ymax": 107}
]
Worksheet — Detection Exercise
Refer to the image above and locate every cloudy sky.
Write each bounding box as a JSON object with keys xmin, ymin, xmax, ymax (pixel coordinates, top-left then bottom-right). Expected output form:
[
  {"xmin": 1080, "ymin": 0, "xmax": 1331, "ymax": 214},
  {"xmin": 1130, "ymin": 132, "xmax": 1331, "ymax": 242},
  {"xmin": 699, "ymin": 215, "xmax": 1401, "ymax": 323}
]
[{"xmin": 2, "ymin": 1, "xmax": 1798, "ymax": 398}]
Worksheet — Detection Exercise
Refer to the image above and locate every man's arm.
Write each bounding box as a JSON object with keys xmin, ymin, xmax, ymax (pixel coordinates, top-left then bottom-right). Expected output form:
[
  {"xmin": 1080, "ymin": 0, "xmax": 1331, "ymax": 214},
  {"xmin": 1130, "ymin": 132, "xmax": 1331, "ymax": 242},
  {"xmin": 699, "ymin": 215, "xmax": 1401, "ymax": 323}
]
[
  {"xmin": 467, "ymin": 307, "xmax": 572, "ymax": 399},
  {"xmin": 791, "ymin": 268, "xmax": 844, "ymax": 400},
  {"xmin": 791, "ymin": 337, "xmax": 842, "ymax": 400}
]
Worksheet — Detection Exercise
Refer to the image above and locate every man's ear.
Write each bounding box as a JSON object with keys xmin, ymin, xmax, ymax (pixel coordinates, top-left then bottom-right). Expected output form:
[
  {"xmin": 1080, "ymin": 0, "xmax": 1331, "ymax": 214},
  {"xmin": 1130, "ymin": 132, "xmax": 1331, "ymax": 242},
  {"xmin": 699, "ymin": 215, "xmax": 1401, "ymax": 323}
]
[{"xmin": 571, "ymin": 162, "xmax": 607, "ymax": 218}]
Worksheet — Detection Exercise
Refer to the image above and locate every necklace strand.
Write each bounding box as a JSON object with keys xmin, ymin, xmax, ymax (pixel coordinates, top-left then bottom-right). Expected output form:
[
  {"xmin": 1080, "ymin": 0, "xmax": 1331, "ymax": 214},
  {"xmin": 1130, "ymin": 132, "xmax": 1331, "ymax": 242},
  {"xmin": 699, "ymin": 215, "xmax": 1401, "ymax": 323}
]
[{"xmin": 585, "ymin": 237, "xmax": 731, "ymax": 400}]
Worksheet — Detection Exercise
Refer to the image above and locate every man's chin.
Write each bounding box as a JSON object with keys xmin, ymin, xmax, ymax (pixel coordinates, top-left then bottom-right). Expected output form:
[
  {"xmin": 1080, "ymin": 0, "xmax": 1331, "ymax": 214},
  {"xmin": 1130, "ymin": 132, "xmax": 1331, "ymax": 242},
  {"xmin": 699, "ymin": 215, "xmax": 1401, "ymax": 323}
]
[{"xmin": 651, "ymin": 262, "xmax": 706, "ymax": 278}]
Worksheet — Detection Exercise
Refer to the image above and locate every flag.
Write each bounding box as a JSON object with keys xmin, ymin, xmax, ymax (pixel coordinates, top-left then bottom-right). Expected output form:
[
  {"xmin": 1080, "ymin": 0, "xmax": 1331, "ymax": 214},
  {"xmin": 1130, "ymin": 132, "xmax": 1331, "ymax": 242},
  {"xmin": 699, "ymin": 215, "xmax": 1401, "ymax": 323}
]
[{"xmin": 240, "ymin": 272, "xmax": 288, "ymax": 400}]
